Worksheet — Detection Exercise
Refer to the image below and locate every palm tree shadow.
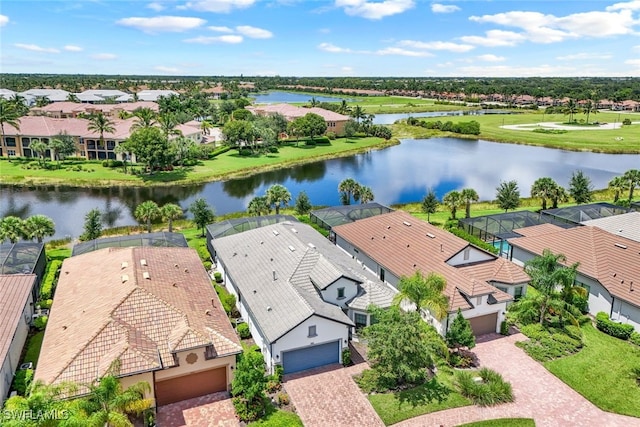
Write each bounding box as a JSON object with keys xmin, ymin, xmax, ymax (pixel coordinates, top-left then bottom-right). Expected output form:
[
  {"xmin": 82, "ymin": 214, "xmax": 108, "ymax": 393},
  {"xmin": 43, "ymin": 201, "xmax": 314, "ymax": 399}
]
[{"xmin": 395, "ymin": 378, "xmax": 451, "ymax": 409}]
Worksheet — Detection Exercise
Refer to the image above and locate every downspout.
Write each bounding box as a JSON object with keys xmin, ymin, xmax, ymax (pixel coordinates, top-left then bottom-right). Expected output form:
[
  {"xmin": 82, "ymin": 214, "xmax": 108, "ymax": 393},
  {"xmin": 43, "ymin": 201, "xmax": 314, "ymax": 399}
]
[{"xmin": 610, "ymin": 296, "xmax": 615, "ymax": 318}]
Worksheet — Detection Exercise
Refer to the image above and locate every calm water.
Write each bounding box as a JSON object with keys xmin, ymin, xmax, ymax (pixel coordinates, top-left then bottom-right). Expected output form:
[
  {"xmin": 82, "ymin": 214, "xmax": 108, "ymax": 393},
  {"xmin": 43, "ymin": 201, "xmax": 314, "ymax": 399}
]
[
  {"xmin": 1, "ymin": 138, "xmax": 638, "ymax": 239},
  {"xmin": 250, "ymin": 91, "xmax": 354, "ymax": 104}
]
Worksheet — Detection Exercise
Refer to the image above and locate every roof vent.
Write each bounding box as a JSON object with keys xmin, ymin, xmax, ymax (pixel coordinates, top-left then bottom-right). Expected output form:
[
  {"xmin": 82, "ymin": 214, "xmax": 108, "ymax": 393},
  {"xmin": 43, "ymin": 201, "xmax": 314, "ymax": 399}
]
[
  {"xmin": 174, "ymin": 263, "xmax": 179, "ymax": 268},
  {"xmin": 121, "ymin": 261, "xmax": 128, "ymax": 269},
  {"xmin": 291, "ymin": 228, "xmax": 298, "ymax": 233},
  {"xmin": 267, "ymin": 306, "xmax": 272, "ymax": 311},
  {"xmin": 140, "ymin": 259, "xmax": 147, "ymax": 266},
  {"xmin": 142, "ymin": 271, "xmax": 150, "ymax": 280},
  {"xmin": 615, "ymin": 243, "xmax": 627, "ymax": 249},
  {"xmin": 631, "ymin": 282, "xmax": 634, "ymax": 292},
  {"xmin": 288, "ymin": 245, "xmax": 296, "ymax": 252},
  {"xmin": 426, "ymin": 233, "xmax": 436, "ymax": 239},
  {"xmin": 308, "ymin": 243, "xmax": 316, "ymax": 249},
  {"xmin": 407, "ymin": 244, "xmax": 410, "ymax": 248},
  {"xmin": 172, "ymin": 283, "xmax": 178, "ymax": 287},
  {"xmin": 387, "ymin": 225, "xmax": 391, "ymax": 229},
  {"xmin": 253, "ymin": 289, "xmax": 258, "ymax": 294},
  {"xmin": 121, "ymin": 274, "xmax": 129, "ymax": 283},
  {"xmin": 205, "ymin": 309, "xmax": 212, "ymax": 316},
  {"xmin": 184, "ymin": 268, "xmax": 189, "ymax": 273},
  {"xmin": 403, "ymin": 221, "xmax": 411, "ymax": 227},
  {"xmin": 272, "ymin": 230, "xmax": 279, "ymax": 236},
  {"xmin": 260, "ymin": 241, "xmax": 264, "ymax": 245}
]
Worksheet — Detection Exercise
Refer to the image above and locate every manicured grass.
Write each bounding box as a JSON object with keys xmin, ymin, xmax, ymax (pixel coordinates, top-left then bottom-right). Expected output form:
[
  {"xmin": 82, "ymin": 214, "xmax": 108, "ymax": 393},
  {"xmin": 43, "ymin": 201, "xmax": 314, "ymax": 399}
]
[
  {"xmin": 45, "ymin": 247, "xmax": 72, "ymax": 261},
  {"xmin": 392, "ymin": 111, "xmax": 640, "ymax": 153},
  {"xmin": 0, "ymin": 136, "xmax": 394, "ymax": 187},
  {"xmin": 457, "ymin": 419, "xmax": 535, "ymax": 427},
  {"xmin": 248, "ymin": 409, "xmax": 303, "ymax": 426},
  {"xmin": 22, "ymin": 331, "xmax": 45, "ymax": 368},
  {"xmin": 367, "ymin": 368, "xmax": 471, "ymax": 426},
  {"xmin": 544, "ymin": 324, "xmax": 640, "ymax": 417}
]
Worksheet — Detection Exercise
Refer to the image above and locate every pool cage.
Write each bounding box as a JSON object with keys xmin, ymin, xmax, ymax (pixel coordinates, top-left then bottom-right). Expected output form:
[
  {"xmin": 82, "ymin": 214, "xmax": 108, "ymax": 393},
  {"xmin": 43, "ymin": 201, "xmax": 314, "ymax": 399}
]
[
  {"xmin": 0, "ymin": 242, "xmax": 46, "ymax": 300},
  {"xmin": 632, "ymin": 201, "xmax": 640, "ymax": 212},
  {"xmin": 71, "ymin": 232, "xmax": 188, "ymax": 256},
  {"xmin": 310, "ymin": 203, "xmax": 394, "ymax": 231},
  {"xmin": 541, "ymin": 202, "xmax": 630, "ymax": 225}
]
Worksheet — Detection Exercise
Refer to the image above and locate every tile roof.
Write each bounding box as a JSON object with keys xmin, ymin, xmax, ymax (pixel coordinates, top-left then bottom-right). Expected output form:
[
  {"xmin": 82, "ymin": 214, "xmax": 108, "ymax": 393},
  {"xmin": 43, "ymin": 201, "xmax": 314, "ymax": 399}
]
[
  {"xmin": 20, "ymin": 89, "xmax": 70, "ymax": 102},
  {"xmin": 512, "ymin": 223, "xmax": 566, "ymax": 237},
  {"xmin": 581, "ymin": 212, "xmax": 640, "ymax": 243},
  {"xmin": 247, "ymin": 104, "xmax": 349, "ymax": 122},
  {"xmin": 35, "ymin": 247, "xmax": 240, "ymax": 389},
  {"xmin": 348, "ymin": 280, "xmax": 397, "ymax": 311},
  {"xmin": 332, "ymin": 211, "xmax": 517, "ymax": 312},
  {"xmin": 509, "ymin": 226, "xmax": 640, "ymax": 308},
  {"xmin": 0, "ymin": 274, "xmax": 35, "ymax": 366},
  {"xmin": 35, "ymin": 101, "xmax": 159, "ymax": 115},
  {"xmin": 457, "ymin": 257, "xmax": 529, "ymax": 285}
]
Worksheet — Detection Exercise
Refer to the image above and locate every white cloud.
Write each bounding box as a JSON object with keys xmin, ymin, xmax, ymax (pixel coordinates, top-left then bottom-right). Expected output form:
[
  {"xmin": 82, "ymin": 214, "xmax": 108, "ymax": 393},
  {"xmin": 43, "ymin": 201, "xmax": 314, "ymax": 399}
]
[
  {"xmin": 117, "ymin": 16, "xmax": 206, "ymax": 33},
  {"xmin": 14, "ymin": 43, "xmax": 60, "ymax": 53},
  {"xmin": 155, "ymin": 65, "xmax": 181, "ymax": 73},
  {"xmin": 431, "ymin": 3, "xmax": 460, "ymax": 13},
  {"xmin": 634, "ymin": 45, "xmax": 640, "ymax": 52},
  {"xmin": 147, "ymin": 2, "xmax": 165, "ymax": 11},
  {"xmin": 92, "ymin": 53, "xmax": 117, "ymax": 60},
  {"xmin": 208, "ymin": 25, "xmax": 233, "ymax": 33},
  {"xmin": 236, "ymin": 25, "xmax": 273, "ymax": 39},
  {"xmin": 318, "ymin": 42, "xmax": 353, "ymax": 53},
  {"xmin": 181, "ymin": 0, "xmax": 255, "ymax": 13},
  {"xmin": 460, "ymin": 30, "xmax": 526, "ymax": 47},
  {"xmin": 319, "ymin": 28, "xmax": 331, "ymax": 34},
  {"xmin": 625, "ymin": 58, "xmax": 640, "ymax": 66},
  {"xmin": 376, "ymin": 47, "xmax": 432, "ymax": 57},
  {"xmin": 64, "ymin": 45, "xmax": 83, "ymax": 52},
  {"xmin": 452, "ymin": 64, "xmax": 578, "ymax": 77},
  {"xmin": 556, "ymin": 52, "xmax": 613, "ymax": 60},
  {"xmin": 184, "ymin": 35, "xmax": 243, "ymax": 43},
  {"xmin": 335, "ymin": 0, "xmax": 415, "ymax": 20},
  {"xmin": 606, "ymin": 0, "xmax": 640, "ymax": 11},
  {"xmin": 341, "ymin": 66, "xmax": 354, "ymax": 73},
  {"xmin": 0, "ymin": 14, "xmax": 8, "ymax": 27},
  {"xmin": 475, "ymin": 54, "xmax": 505, "ymax": 62},
  {"xmin": 399, "ymin": 40, "xmax": 474, "ymax": 52}
]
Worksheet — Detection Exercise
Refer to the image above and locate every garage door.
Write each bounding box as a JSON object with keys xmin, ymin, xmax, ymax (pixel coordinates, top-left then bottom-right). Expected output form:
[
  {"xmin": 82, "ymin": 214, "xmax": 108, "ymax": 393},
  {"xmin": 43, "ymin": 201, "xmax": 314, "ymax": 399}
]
[
  {"xmin": 282, "ymin": 341, "xmax": 340, "ymax": 374},
  {"xmin": 468, "ymin": 312, "xmax": 498, "ymax": 336},
  {"xmin": 155, "ymin": 367, "xmax": 227, "ymax": 406}
]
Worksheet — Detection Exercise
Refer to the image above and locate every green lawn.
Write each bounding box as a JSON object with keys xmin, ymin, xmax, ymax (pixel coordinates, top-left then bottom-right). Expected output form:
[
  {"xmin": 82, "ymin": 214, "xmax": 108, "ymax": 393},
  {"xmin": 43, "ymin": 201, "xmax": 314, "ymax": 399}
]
[
  {"xmin": 367, "ymin": 368, "xmax": 471, "ymax": 426},
  {"xmin": 22, "ymin": 331, "xmax": 45, "ymax": 368},
  {"xmin": 248, "ymin": 409, "xmax": 303, "ymax": 427},
  {"xmin": 392, "ymin": 111, "xmax": 640, "ymax": 153},
  {"xmin": 544, "ymin": 324, "xmax": 640, "ymax": 417},
  {"xmin": 457, "ymin": 419, "xmax": 535, "ymax": 427}
]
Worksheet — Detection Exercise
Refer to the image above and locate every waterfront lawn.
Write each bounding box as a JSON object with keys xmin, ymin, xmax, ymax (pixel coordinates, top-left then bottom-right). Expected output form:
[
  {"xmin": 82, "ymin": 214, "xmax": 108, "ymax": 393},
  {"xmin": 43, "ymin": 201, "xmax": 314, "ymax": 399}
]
[
  {"xmin": 544, "ymin": 324, "xmax": 640, "ymax": 417},
  {"xmin": 457, "ymin": 419, "xmax": 535, "ymax": 427},
  {"xmin": 393, "ymin": 111, "xmax": 640, "ymax": 153}
]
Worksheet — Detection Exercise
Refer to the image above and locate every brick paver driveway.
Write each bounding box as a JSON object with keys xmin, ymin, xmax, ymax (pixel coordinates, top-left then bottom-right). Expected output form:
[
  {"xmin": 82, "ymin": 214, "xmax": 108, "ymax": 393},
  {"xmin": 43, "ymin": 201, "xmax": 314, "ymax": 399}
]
[
  {"xmin": 284, "ymin": 363, "xmax": 384, "ymax": 427},
  {"xmin": 394, "ymin": 333, "xmax": 639, "ymax": 427},
  {"xmin": 156, "ymin": 391, "xmax": 239, "ymax": 427}
]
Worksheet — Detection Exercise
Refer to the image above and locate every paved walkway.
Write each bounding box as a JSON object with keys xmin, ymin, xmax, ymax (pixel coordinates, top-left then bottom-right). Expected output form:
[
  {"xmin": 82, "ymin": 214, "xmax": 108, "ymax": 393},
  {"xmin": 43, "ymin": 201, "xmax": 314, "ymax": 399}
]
[
  {"xmin": 284, "ymin": 362, "xmax": 384, "ymax": 427},
  {"xmin": 394, "ymin": 333, "xmax": 639, "ymax": 427},
  {"xmin": 156, "ymin": 391, "xmax": 239, "ymax": 427}
]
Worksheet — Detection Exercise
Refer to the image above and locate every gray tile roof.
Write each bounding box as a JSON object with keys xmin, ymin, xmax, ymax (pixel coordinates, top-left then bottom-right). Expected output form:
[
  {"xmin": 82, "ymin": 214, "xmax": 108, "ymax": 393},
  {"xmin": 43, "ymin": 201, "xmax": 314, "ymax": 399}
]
[
  {"xmin": 214, "ymin": 222, "xmax": 392, "ymax": 343},
  {"xmin": 349, "ymin": 279, "xmax": 397, "ymax": 311},
  {"xmin": 581, "ymin": 212, "xmax": 640, "ymax": 243}
]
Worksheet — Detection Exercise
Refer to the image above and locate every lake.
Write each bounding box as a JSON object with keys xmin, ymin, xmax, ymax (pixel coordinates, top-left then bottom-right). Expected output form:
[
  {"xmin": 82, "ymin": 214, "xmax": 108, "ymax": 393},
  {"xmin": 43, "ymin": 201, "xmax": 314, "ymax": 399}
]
[
  {"xmin": 251, "ymin": 91, "xmax": 354, "ymax": 104},
  {"xmin": 1, "ymin": 138, "xmax": 638, "ymax": 239}
]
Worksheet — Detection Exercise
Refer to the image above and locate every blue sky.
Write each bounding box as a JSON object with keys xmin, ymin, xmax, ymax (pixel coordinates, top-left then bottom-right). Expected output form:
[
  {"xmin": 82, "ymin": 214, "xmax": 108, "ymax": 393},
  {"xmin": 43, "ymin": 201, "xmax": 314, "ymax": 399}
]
[{"xmin": 1, "ymin": 0, "xmax": 640, "ymax": 77}]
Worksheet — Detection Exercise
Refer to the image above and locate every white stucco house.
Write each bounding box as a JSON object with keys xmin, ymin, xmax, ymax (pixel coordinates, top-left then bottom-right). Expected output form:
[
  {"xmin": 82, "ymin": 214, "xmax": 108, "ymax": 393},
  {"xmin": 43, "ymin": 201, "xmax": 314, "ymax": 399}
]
[
  {"xmin": 211, "ymin": 219, "xmax": 394, "ymax": 374},
  {"xmin": 509, "ymin": 225, "xmax": 640, "ymax": 331}
]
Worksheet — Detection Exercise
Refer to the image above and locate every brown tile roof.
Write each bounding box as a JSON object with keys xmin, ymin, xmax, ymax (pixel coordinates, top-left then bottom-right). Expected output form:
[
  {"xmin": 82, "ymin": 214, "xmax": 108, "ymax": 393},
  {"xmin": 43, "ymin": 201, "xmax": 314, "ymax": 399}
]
[
  {"xmin": 35, "ymin": 101, "xmax": 159, "ymax": 115},
  {"xmin": 332, "ymin": 211, "xmax": 516, "ymax": 312},
  {"xmin": 512, "ymin": 223, "xmax": 566, "ymax": 237},
  {"xmin": 458, "ymin": 258, "xmax": 529, "ymax": 285},
  {"xmin": 247, "ymin": 104, "xmax": 349, "ymax": 122},
  {"xmin": 0, "ymin": 274, "xmax": 35, "ymax": 365},
  {"xmin": 509, "ymin": 226, "xmax": 640, "ymax": 308},
  {"xmin": 35, "ymin": 247, "xmax": 240, "ymax": 388}
]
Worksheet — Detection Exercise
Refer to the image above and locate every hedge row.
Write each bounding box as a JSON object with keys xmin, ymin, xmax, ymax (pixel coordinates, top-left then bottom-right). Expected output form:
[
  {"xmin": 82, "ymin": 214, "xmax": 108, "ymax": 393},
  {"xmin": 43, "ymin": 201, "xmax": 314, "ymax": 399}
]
[
  {"xmin": 447, "ymin": 226, "xmax": 499, "ymax": 255},
  {"xmin": 595, "ymin": 312, "xmax": 634, "ymax": 340},
  {"xmin": 209, "ymin": 145, "xmax": 232, "ymax": 158},
  {"xmin": 40, "ymin": 260, "xmax": 62, "ymax": 300}
]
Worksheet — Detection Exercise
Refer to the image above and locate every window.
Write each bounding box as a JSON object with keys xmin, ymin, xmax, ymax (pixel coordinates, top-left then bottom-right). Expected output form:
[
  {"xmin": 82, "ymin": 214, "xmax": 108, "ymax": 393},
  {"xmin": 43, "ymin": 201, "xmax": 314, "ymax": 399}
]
[
  {"xmin": 354, "ymin": 313, "xmax": 367, "ymax": 329},
  {"xmin": 8, "ymin": 150, "xmax": 16, "ymax": 157},
  {"xmin": 5, "ymin": 137, "xmax": 16, "ymax": 147},
  {"xmin": 379, "ymin": 268, "xmax": 385, "ymax": 282},
  {"xmin": 204, "ymin": 345, "xmax": 216, "ymax": 360},
  {"xmin": 337, "ymin": 287, "xmax": 345, "ymax": 299},
  {"xmin": 514, "ymin": 286, "xmax": 523, "ymax": 300},
  {"xmin": 496, "ymin": 286, "xmax": 508, "ymax": 293},
  {"xmin": 463, "ymin": 248, "xmax": 470, "ymax": 261},
  {"xmin": 308, "ymin": 325, "xmax": 317, "ymax": 337},
  {"xmin": 576, "ymin": 281, "xmax": 591, "ymax": 294},
  {"xmin": 21, "ymin": 138, "xmax": 30, "ymax": 147},
  {"xmin": 475, "ymin": 296, "xmax": 482, "ymax": 306}
]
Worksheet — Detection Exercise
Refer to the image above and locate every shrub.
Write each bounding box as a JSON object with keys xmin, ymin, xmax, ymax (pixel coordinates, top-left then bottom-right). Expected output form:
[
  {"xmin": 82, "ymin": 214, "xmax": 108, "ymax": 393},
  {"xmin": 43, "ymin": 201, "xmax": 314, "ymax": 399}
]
[
  {"xmin": 40, "ymin": 260, "xmax": 62, "ymax": 300},
  {"xmin": 275, "ymin": 392, "xmax": 290, "ymax": 406},
  {"xmin": 500, "ymin": 321, "xmax": 509, "ymax": 336},
  {"xmin": 194, "ymin": 243, "xmax": 210, "ymax": 263},
  {"xmin": 214, "ymin": 271, "xmax": 223, "ymax": 283},
  {"xmin": 342, "ymin": 348, "xmax": 352, "ymax": 366},
  {"xmin": 446, "ymin": 227, "xmax": 499, "ymax": 255},
  {"xmin": 267, "ymin": 146, "xmax": 279, "ymax": 153},
  {"xmin": 34, "ymin": 315, "xmax": 48, "ymax": 330},
  {"xmin": 630, "ymin": 332, "xmax": 640, "ymax": 347},
  {"xmin": 37, "ymin": 299, "xmax": 53, "ymax": 309},
  {"xmin": 237, "ymin": 322, "xmax": 251, "ymax": 339},
  {"xmin": 239, "ymin": 149, "xmax": 252, "ymax": 156},
  {"xmin": 214, "ymin": 285, "xmax": 237, "ymax": 316},
  {"xmin": 623, "ymin": 118, "xmax": 632, "ymax": 125},
  {"xmin": 203, "ymin": 260, "xmax": 212, "ymax": 270},
  {"xmin": 516, "ymin": 326, "xmax": 583, "ymax": 362},
  {"xmin": 232, "ymin": 396, "xmax": 266, "ymax": 422},
  {"xmin": 354, "ymin": 368, "xmax": 390, "ymax": 394},
  {"xmin": 209, "ymin": 145, "xmax": 232, "ymax": 158},
  {"xmin": 326, "ymin": 131, "xmax": 337, "ymax": 140},
  {"xmin": 455, "ymin": 368, "xmax": 513, "ymax": 406},
  {"xmin": 449, "ymin": 349, "xmax": 479, "ymax": 369},
  {"xmin": 266, "ymin": 379, "xmax": 281, "ymax": 393},
  {"xmin": 11, "ymin": 369, "xmax": 33, "ymax": 395},
  {"xmin": 596, "ymin": 312, "xmax": 634, "ymax": 340},
  {"xmin": 273, "ymin": 365, "xmax": 284, "ymax": 383}
]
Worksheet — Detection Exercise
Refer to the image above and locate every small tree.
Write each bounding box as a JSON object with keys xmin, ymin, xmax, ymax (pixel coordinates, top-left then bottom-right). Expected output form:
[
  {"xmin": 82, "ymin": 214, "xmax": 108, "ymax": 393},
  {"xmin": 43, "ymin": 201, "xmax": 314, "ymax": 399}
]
[
  {"xmin": 190, "ymin": 198, "xmax": 215, "ymax": 237},
  {"xmin": 266, "ymin": 184, "xmax": 291, "ymax": 215},
  {"xmin": 496, "ymin": 180, "xmax": 521, "ymax": 212},
  {"xmin": 134, "ymin": 201, "xmax": 161, "ymax": 233},
  {"xmin": 232, "ymin": 348, "xmax": 268, "ymax": 422},
  {"xmin": 295, "ymin": 191, "xmax": 312, "ymax": 215},
  {"xmin": 161, "ymin": 203, "xmax": 183, "ymax": 232},
  {"xmin": 80, "ymin": 208, "xmax": 102, "ymax": 241},
  {"xmin": 461, "ymin": 188, "xmax": 479, "ymax": 219},
  {"xmin": 247, "ymin": 196, "xmax": 271, "ymax": 216},
  {"xmin": 442, "ymin": 190, "xmax": 463, "ymax": 220},
  {"xmin": 568, "ymin": 170, "xmax": 593, "ymax": 205},
  {"xmin": 446, "ymin": 309, "xmax": 476, "ymax": 351},
  {"xmin": 23, "ymin": 215, "xmax": 55, "ymax": 243},
  {"xmin": 0, "ymin": 216, "xmax": 26, "ymax": 243},
  {"xmin": 421, "ymin": 189, "xmax": 439, "ymax": 223}
]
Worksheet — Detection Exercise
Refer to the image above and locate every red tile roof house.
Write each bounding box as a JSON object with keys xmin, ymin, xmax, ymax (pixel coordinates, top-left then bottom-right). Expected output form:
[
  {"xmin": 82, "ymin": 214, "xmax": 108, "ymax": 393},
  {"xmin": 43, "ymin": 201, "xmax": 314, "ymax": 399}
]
[
  {"xmin": 247, "ymin": 103, "xmax": 351, "ymax": 136},
  {"xmin": 332, "ymin": 211, "xmax": 529, "ymax": 336},
  {"xmin": 34, "ymin": 247, "xmax": 241, "ymax": 407},
  {"xmin": 509, "ymin": 225, "xmax": 640, "ymax": 330},
  {"xmin": 0, "ymin": 274, "xmax": 36, "ymax": 406}
]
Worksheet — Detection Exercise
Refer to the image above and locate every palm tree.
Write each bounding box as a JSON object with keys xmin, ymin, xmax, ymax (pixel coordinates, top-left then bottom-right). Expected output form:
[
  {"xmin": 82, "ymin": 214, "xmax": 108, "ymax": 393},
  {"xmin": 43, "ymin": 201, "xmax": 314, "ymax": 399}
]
[
  {"xmin": 87, "ymin": 112, "xmax": 115, "ymax": 150},
  {"xmin": 582, "ymin": 99, "xmax": 597, "ymax": 124},
  {"xmin": 66, "ymin": 93, "xmax": 80, "ymax": 102},
  {"xmin": 562, "ymin": 99, "xmax": 580, "ymax": 123},
  {"xmin": 134, "ymin": 201, "xmax": 160, "ymax": 233},
  {"xmin": 114, "ymin": 143, "xmax": 130, "ymax": 173},
  {"xmin": 359, "ymin": 186, "xmax": 375, "ymax": 204},
  {"xmin": 442, "ymin": 190, "xmax": 463, "ymax": 220},
  {"xmin": 200, "ymin": 119, "xmax": 213, "ymax": 136},
  {"xmin": 338, "ymin": 99, "xmax": 351, "ymax": 115},
  {"xmin": 130, "ymin": 107, "xmax": 157, "ymax": 131},
  {"xmin": 393, "ymin": 271, "xmax": 449, "ymax": 320},
  {"xmin": 247, "ymin": 195, "xmax": 271, "ymax": 216},
  {"xmin": 0, "ymin": 216, "xmax": 26, "ymax": 243},
  {"xmin": 23, "ymin": 215, "xmax": 55, "ymax": 242},
  {"xmin": 157, "ymin": 112, "xmax": 179, "ymax": 139},
  {"xmin": 622, "ymin": 169, "xmax": 640, "ymax": 201},
  {"xmin": 530, "ymin": 177, "xmax": 558, "ymax": 211},
  {"xmin": 266, "ymin": 184, "xmax": 292, "ymax": 215},
  {"xmin": 608, "ymin": 176, "xmax": 626, "ymax": 204},
  {"xmin": 549, "ymin": 184, "xmax": 568, "ymax": 209},
  {"xmin": 308, "ymin": 96, "xmax": 319, "ymax": 107},
  {"xmin": 161, "ymin": 203, "xmax": 183, "ymax": 232},
  {"xmin": 30, "ymin": 139, "xmax": 49, "ymax": 167},
  {"xmin": 338, "ymin": 178, "xmax": 359, "ymax": 205},
  {"xmin": 460, "ymin": 188, "xmax": 479, "ymax": 219},
  {"xmin": 350, "ymin": 105, "xmax": 366, "ymax": 124},
  {"xmin": 0, "ymin": 98, "xmax": 22, "ymax": 140},
  {"xmin": 78, "ymin": 375, "xmax": 152, "ymax": 427}
]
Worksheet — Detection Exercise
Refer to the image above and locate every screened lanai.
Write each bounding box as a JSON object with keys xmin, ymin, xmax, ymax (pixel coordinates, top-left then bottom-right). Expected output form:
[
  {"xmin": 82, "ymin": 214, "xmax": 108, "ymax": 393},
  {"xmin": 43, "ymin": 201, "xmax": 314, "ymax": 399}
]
[
  {"xmin": 541, "ymin": 203, "xmax": 630, "ymax": 225},
  {"xmin": 0, "ymin": 242, "xmax": 46, "ymax": 300},
  {"xmin": 310, "ymin": 203, "xmax": 394, "ymax": 230},
  {"xmin": 71, "ymin": 232, "xmax": 188, "ymax": 256}
]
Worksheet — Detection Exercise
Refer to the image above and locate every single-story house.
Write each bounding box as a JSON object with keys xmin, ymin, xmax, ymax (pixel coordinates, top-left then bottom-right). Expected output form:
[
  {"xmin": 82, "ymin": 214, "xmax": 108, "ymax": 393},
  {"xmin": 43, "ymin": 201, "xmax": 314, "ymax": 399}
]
[
  {"xmin": 0, "ymin": 274, "xmax": 36, "ymax": 405},
  {"xmin": 212, "ymin": 220, "xmax": 394, "ymax": 374},
  {"xmin": 34, "ymin": 247, "xmax": 241, "ymax": 407},
  {"xmin": 509, "ymin": 225, "xmax": 640, "ymax": 330},
  {"xmin": 247, "ymin": 104, "xmax": 350, "ymax": 136},
  {"xmin": 332, "ymin": 211, "xmax": 528, "ymax": 336}
]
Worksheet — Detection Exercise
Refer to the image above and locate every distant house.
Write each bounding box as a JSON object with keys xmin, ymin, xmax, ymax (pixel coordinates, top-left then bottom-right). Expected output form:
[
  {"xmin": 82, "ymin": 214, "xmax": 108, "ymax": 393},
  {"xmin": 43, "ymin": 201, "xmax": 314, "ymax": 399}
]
[
  {"xmin": 247, "ymin": 103, "xmax": 350, "ymax": 136},
  {"xmin": 136, "ymin": 90, "xmax": 179, "ymax": 102},
  {"xmin": 19, "ymin": 89, "xmax": 70, "ymax": 103},
  {"xmin": 0, "ymin": 274, "xmax": 36, "ymax": 405},
  {"xmin": 212, "ymin": 220, "xmax": 394, "ymax": 374},
  {"xmin": 509, "ymin": 225, "xmax": 640, "ymax": 330},
  {"xmin": 332, "ymin": 211, "xmax": 528, "ymax": 336},
  {"xmin": 76, "ymin": 90, "xmax": 131, "ymax": 103},
  {"xmin": 34, "ymin": 247, "xmax": 241, "ymax": 406},
  {"xmin": 31, "ymin": 101, "xmax": 159, "ymax": 118}
]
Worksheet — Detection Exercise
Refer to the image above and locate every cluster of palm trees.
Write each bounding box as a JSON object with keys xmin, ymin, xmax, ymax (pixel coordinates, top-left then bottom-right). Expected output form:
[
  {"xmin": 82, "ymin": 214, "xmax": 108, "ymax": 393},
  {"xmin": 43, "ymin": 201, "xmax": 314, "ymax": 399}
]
[
  {"xmin": 608, "ymin": 169, "xmax": 640, "ymax": 203},
  {"xmin": 134, "ymin": 201, "xmax": 183, "ymax": 233},
  {"xmin": 247, "ymin": 184, "xmax": 292, "ymax": 216},
  {"xmin": 441, "ymin": 188, "xmax": 480, "ymax": 220},
  {"xmin": 0, "ymin": 215, "xmax": 55, "ymax": 243},
  {"xmin": 338, "ymin": 178, "xmax": 375, "ymax": 205}
]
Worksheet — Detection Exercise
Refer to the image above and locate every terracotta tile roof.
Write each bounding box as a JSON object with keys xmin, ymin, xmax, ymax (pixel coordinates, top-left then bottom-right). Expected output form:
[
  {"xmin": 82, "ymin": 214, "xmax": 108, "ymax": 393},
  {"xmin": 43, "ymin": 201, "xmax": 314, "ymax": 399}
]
[
  {"xmin": 3, "ymin": 116, "xmax": 137, "ymax": 140},
  {"xmin": 247, "ymin": 104, "xmax": 349, "ymax": 122},
  {"xmin": 513, "ymin": 223, "xmax": 566, "ymax": 237},
  {"xmin": 0, "ymin": 274, "xmax": 35, "ymax": 366},
  {"xmin": 458, "ymin": 258, "xmax": 529, "ymax": 285},
  {"xmin": 332, "ymin": 211, "xmax": 516, "ymax": 312},
  {"xmin": 35, "ymin": 247, "xmax": 240, "ymax": 388},
  {"xmin": 509, "ymin": 226, "xmax": 640, "ymax": 308}
]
